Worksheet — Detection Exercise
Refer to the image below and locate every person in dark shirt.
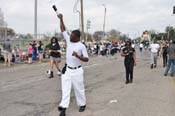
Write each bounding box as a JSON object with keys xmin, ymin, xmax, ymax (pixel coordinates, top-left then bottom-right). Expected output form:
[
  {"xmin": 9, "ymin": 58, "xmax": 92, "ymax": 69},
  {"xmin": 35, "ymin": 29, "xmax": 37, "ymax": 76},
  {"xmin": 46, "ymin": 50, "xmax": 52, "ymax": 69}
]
[
  {"xmin": 37, "ymin": 41, "xmax": 43, "ymax": 63},
  {"xmin": 121, "ymin": 41, "xmax": 136, "ymax": 84},
  {"xmin": 32, "ymin": 40, "xmax": 37, "ymax": 61},
  {"xmin": 48, "ymin": 37, "xmax": 61, "ymax": 78},
  {"xmin": 162, "ymin": 43, "xmax": 168, "ymax": 67},
  {"xmin": 2, "ymin": 39, "xmax": 12, "ymax": 67},
  {"xmin": 95, "ymin": 43, "xmax": 99, "ymax": 55},
  {"xmin": 164, "ymin": 40, "xmax": 175, "ymax": 77}
]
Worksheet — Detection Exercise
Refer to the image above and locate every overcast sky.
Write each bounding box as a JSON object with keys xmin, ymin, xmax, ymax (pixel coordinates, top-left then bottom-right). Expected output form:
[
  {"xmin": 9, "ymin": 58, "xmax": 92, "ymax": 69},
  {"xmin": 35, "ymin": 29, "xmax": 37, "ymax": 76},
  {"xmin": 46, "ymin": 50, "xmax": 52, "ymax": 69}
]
[{"xmin": 0, "ymin": 0, "xmax": 174, "ymax": 38}]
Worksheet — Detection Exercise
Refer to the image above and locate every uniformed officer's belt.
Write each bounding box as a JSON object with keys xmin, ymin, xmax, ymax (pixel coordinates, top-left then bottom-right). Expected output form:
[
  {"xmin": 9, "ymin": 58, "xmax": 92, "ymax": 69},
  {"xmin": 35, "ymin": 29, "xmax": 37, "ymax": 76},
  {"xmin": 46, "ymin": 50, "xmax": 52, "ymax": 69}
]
[{"xmin": 67, "ymin": 65, "xmax": 82, "ymax": 70}]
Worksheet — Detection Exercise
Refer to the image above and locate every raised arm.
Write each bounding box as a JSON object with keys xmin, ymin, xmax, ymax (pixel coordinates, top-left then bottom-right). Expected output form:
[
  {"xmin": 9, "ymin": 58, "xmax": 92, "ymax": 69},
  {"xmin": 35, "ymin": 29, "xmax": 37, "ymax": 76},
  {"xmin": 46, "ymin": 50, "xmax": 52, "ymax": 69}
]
[{"xmin": 57, "ymin": 14, "xmax": 66, "ymax": 32}]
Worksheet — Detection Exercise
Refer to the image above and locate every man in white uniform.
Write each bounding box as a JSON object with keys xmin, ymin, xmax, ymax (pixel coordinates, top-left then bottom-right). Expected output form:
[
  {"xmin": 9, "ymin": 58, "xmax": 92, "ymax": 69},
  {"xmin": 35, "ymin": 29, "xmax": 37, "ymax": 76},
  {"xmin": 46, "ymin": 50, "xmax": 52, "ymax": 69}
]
[
  {"xmin": 57, "ymin": 14, "xmax": 89, "ymax": 116},
  {"xmin": 149, "ymin": 40, "xmax": 160, "ymax": 69}
]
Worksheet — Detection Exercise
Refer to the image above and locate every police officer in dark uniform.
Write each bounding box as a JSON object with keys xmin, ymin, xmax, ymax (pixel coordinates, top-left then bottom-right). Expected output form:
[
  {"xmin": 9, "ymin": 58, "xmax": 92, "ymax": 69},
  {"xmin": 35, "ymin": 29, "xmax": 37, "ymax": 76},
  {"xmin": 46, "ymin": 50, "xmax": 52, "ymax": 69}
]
[{"xmin": 121, "ymin": 41, "xmax": 136, "ymax": 84}]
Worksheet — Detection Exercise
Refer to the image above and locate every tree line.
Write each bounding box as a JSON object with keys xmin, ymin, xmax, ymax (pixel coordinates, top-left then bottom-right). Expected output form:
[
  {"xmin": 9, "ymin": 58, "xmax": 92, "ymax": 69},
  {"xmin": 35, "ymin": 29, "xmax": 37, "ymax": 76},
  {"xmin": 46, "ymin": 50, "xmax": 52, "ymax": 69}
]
[{"xmin": 3, "ymin": 25, "xmax": 175, "ymax": 42}]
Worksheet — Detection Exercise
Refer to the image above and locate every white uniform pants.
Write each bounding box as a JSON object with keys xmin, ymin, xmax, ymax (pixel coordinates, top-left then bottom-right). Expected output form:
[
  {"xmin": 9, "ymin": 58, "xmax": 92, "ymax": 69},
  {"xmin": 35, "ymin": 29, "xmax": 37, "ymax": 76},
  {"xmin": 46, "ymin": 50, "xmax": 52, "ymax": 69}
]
[{"xmin": 59, "ymin": 67, "xmax": 86, "ymax": 108}]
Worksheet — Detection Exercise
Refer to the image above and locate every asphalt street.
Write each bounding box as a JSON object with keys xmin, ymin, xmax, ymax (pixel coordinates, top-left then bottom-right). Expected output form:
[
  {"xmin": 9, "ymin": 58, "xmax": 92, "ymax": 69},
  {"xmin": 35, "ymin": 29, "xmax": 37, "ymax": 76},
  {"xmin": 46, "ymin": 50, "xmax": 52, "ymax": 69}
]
[{"xmin": 0, "ymin": 48, "xmax": 175, "ymax": 116}]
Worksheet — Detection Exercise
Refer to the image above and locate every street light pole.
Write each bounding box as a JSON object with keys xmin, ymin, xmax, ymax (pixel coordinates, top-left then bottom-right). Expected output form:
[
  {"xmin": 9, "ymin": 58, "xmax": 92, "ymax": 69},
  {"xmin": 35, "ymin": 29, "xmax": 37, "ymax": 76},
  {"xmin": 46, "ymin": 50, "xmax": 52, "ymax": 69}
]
[
  {"xmin": 34, "ymin": 0, "xmax": 37, "ymax": 40},
  {"xmin": 73, "ymin": 0, "xmax": 81, "ymax": 31},
  {"xmin": 80, "ymin": 0, "xmax": 85, "ymax": 41},
  {"xmin": 4, "ymin": 22, "xmax": 7, "ymax": 42},
  {"xmin": 78, "ymin": 11, "xmax": 81, "ymax": 31},
  {"xmin": 102, "ymin": 4, "xmax": 106, "ymax": 40},
  {"xmin": 86, "ymin": 20, "xmax": 91, "ymax": 42},
  {"xmin": 166, "ymin": 24, "xmax": 171, "ymax": 43},
  {"xmin": 73, "ymin": 10, "xmax": 81, "ymax": 31}
]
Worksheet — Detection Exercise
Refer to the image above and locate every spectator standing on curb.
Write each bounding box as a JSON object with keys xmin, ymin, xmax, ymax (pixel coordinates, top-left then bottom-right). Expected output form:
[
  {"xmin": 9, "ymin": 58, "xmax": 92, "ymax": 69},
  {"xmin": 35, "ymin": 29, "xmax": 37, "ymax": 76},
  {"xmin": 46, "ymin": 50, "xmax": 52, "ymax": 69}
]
[
  {"xmin": 27, "ymin": 43, "xmax": 33, "ymax": 64},
  {"xmin": 37, "ymin": 41, "xmax": 44, "ymax": 63},
  {"xmin": 2, "ymin": 39, "xmax": 12, "ymax": 67}
]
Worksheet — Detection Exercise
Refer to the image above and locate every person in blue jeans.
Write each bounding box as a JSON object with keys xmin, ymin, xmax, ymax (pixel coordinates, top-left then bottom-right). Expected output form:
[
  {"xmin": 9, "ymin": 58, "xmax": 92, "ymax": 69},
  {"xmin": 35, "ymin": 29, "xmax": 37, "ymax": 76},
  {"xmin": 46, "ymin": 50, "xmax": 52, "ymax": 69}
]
[
  {"xmin": 32, "ymin": 41, "xmax": 37, "ymax": 61},
  {"xmin": 164, "ymin": 40, "xmax": 175, "ymax": 77}
]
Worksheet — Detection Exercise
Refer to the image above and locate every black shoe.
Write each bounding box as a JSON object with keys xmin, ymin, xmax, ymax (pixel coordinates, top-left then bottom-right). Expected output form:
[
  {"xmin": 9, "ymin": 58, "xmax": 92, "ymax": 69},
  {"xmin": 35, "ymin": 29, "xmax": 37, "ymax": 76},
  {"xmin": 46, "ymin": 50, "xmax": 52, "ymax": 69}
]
[
  {"xmin": 79, "ymin": 105, "xmax": 86, "ymax": 112},
  {"xmin": 150, "ymin": 64, "xmax": 153, "ymax": 69},
  {"xmin": 48, "ymin": 71, "xmax": 54, "ymax": 78},
  {"xmin": 125, "ymin": 80, "xmax": 129, "ymax": 84},
  {"xmin": 58, "ymin": 107, "xmax": 66, "ymax": 116},
  {"xmin": 154, "ymin": 64, "xmax": 157, "ymax": 68},
  {"xmin": 58, "ymin": 106, "xmax": 66, "ymax": 111},
  {"xmin": 58, "ymin": 106, "xmax": 61, "ymax": 111},
  {"xmin": 59, "ymin": 110, "xmax": 66, "ymax": 116}
]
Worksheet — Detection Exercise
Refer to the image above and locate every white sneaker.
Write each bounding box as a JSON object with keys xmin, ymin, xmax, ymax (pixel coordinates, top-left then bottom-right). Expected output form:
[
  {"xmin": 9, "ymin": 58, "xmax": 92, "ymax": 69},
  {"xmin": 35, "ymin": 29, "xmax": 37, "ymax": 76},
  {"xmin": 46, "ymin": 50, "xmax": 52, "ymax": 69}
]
[
  {"xmin": 57, "ymin": 71, "xmax": 62, "ymax": 76},
  {"xmin": 46, "ymin": 70, "xmax": 51, "ymax": 75}
]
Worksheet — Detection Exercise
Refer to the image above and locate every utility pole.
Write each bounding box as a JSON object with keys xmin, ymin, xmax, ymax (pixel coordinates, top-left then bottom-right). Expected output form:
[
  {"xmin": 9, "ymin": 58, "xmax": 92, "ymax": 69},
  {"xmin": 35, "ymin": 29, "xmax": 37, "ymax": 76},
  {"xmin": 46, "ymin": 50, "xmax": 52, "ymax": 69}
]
[
  {"xmin": 73, "ymin": 0, "xmax": 81, "ymax": 31},
  {"xmin": 78, "ymin": 11, "xmax": 81, "ymax": 31},
  {"xmin": 80, "ymin": 0, "xmax": 85, "ymax": 41},
  {"xmin": 34, "ymin": 0, "xmax": 37, "ymax": 40},
  {"xmin": 4, "ymin": 22, "xmax": 7, "ymax": 41},
  {"xmin": 102, "ymin": 4, "xmax": 106, "ymax": 40},
  {"xmin": 168, "ymin": 25, "xmax": 170, "ymax": 43}
]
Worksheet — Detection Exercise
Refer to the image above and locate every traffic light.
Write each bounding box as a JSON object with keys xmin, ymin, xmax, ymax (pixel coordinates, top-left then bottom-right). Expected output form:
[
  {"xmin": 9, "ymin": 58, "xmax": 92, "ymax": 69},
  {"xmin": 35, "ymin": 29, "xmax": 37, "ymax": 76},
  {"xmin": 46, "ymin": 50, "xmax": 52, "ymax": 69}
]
[{"xmin": 173, "ymin": 6, "xmax": 175, "ymax": 14}]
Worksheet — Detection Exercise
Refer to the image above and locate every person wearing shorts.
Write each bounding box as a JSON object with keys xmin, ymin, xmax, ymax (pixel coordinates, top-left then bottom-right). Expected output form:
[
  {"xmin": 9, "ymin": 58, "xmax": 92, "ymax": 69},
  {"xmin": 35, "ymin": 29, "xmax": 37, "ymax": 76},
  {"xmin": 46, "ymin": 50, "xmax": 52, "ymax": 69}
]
[
  {"xmin": 28, "ymin": 43, "xmax": 33, "ymax": 64},
  {"xmin": 48, "ymin": 37, "xmax": 61, "ymax": 78},
  {"xmin": 2, "ymin": 39, "xmax": 12, "ymax": 67},
  {"xmin": 37, "ymin": 41, "xmax": 44, "ymax": 63}
]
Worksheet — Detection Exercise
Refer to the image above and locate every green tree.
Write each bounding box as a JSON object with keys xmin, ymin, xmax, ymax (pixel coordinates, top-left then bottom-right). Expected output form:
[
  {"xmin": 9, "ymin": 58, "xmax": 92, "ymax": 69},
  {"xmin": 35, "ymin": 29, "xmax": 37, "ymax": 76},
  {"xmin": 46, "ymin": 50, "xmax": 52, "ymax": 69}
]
[
  {"xmin": 7, "ymin": 28, "xmax": 15, "ymax": 36},
  {"xmin": 24, "ymin": 33, "xmax": 33, "ymax": 39},
  {"xmin": 93, "ymin": 31, "xmax": 103, "ymax": 42},
  {"xmin": 147, "ymin": 30, "xmax": 156, "ymax": 41},
  {"xmin": 85, "ymin": 32, "xmax": 93, "ymax": 42},
  {"xmin": 106, "ymin": 29, "xmax": 121, "ymax": 41},
  {"xmin": 120, "ymin": 34, "xmax": 129, "ymax": 41},
  {"xmin": 165, "ymin": 26, "xmax": 175, "ymax": 41},
  {"xmin": 54, "ymin": 32, "xmax": 62, "ymax": 41}
]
